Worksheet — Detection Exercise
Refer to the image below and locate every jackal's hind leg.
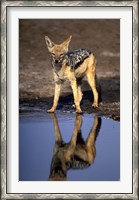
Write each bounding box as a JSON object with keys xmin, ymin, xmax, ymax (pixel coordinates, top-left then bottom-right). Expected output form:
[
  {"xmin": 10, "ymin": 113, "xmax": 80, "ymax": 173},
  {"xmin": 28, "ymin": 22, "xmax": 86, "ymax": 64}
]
[{"xmin": 86, "ymin": 72, "xmax": 98, "ymax": 108}]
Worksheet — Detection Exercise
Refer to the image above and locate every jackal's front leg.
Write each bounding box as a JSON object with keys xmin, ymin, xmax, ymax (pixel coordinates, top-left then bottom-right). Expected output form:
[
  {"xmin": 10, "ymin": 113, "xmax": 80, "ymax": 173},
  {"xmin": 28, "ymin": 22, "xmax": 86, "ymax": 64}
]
[
  {"xmin": 70, "ymin": 79, "xmax": 83, "ymax": 114},
  {"xmin": 47, "ymin": 83, "xmax": 61, "ymax": 113}
]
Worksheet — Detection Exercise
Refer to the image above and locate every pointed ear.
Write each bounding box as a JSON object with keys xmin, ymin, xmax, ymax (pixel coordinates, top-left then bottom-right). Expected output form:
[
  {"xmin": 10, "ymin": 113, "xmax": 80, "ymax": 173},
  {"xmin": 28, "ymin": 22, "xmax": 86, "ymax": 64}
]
[
  {"xmin": 62, "ymin": 35, "xmax": 72, "ymax": 48},
  {"xmin": 45, "ymin": 36, "xmax": 55, "ymax": 49}
]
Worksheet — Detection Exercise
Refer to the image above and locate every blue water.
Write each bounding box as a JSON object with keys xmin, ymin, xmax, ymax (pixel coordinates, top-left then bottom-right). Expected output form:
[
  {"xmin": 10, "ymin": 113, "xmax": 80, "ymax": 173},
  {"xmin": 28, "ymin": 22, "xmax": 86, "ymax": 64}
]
[{"xmin": 19, "ymin": 111, "xmax": 120, "ymax": 181}]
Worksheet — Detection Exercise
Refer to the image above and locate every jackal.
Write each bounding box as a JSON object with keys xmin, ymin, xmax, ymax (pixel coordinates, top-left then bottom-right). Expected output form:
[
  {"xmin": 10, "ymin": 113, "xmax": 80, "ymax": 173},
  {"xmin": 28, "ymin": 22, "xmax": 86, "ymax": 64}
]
[
  {"xmin": 48, "ymin": 113, "xmax": 102, "ymax": 181},
  {"xmin": 45, "ymin": 35, "xmax": 99, "ymax": 114}
]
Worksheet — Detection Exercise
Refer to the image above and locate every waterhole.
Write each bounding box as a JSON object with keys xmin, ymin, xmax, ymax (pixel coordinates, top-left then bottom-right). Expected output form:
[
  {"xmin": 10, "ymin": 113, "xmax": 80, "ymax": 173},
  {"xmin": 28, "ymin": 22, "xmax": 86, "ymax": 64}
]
[{"xmin": 19, "ymin": 111, "xmax": 120, "ymax": 181}]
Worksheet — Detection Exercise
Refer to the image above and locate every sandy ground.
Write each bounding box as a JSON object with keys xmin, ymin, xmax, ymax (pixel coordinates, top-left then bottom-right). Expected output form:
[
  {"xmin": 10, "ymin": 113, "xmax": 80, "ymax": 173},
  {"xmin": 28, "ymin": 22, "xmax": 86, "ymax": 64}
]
[{"xmin": 19, "ymin": 19, "xmax": 120, "ymax": 120}]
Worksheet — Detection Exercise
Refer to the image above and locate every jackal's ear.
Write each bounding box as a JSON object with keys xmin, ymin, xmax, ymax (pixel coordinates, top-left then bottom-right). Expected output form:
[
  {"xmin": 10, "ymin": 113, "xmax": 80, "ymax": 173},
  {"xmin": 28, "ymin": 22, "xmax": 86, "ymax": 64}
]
[
  {"xmin": 62, "ymin": 35, "xmax": 72, "ymax": 48},
  {"xmin": 45, "ymin": 36, "xmax": 55, "ymax": 49}
]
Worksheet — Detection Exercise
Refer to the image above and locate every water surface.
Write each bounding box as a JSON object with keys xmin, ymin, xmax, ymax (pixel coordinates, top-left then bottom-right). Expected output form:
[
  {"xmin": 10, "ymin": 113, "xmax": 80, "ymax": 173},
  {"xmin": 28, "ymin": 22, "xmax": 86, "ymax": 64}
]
[{"xmin": 19, "ymin": 111, "xmax": 120, "ymax": 181}]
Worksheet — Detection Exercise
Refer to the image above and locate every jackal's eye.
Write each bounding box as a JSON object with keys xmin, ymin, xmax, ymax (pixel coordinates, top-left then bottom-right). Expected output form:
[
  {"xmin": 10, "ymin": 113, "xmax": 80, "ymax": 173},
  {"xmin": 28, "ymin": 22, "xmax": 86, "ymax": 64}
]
[
  {"xmin": 51, "ymin": 53, "xmax": 55, "ymax": 57},
  {"xmin": 60, "ymin": 53, "xmax": 64, "ymax": 57}
]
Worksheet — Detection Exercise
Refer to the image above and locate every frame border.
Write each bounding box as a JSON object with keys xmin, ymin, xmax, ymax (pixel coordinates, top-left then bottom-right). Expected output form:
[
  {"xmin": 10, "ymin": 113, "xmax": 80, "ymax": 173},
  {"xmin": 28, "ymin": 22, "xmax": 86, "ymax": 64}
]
[{"xmin": 1, "ymin": 1, "xmax": 138, "ymax": 199}]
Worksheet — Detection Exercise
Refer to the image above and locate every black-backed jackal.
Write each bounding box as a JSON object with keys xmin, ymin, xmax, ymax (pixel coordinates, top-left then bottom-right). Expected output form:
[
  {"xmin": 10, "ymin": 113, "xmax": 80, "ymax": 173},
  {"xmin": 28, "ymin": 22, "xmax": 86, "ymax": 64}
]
[{"xmin": 45, "ymin": 35, "xmax": 99, "ymax": 114}]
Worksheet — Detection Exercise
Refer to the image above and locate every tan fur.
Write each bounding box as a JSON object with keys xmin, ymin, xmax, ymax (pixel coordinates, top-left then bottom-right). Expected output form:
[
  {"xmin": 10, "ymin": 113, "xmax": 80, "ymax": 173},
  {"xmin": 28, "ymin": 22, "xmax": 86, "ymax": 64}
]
[
  {"xmin": 45, "ymin": 35, "xmax": 99, "ymax": 113},
  {"xmin": 48, "ymin": 113, "xmax": 101, "ymax": 181}
]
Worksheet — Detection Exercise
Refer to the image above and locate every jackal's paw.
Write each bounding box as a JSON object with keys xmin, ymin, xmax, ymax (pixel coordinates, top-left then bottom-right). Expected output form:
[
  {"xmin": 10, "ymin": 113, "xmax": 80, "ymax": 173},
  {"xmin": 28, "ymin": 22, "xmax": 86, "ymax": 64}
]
[
  {"xmin": 47, "ymin": 108, "xmax": 55, "ymax": 113},
  {"xmin": 92, "ymin": 102, "xmax": 98, "ymax": 108},
  {"xmin": 76, "ymin": 109, "xmax": 83, "ymax": 114}
]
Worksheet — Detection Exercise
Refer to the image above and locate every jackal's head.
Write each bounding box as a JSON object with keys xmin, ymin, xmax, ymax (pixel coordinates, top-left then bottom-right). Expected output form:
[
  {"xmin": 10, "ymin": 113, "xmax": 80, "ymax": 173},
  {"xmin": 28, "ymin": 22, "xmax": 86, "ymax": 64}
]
[{"xmin": 45, "ymin": 35, "xmax": 72, "ymax": 64}]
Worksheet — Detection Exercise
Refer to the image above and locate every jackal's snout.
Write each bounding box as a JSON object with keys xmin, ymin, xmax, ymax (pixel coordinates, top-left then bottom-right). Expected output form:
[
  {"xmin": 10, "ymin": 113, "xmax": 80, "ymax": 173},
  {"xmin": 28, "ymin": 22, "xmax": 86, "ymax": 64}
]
[{"xmin": 51, "ymin": 51, "xmax": 65, "ymax": 64}]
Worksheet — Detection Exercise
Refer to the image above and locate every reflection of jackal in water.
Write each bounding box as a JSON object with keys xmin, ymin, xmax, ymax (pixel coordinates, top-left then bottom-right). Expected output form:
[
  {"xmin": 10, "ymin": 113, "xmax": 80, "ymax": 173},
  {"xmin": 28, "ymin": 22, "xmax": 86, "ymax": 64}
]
[{"xmin": 48, "ymin": 113, "xmax": 102, "ymax": 181}]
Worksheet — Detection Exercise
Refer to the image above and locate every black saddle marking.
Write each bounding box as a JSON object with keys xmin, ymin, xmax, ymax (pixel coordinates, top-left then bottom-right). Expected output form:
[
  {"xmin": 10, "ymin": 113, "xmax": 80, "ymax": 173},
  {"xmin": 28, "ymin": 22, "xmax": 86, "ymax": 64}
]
[{"xmin": 66, "ymin": 49, "xmax": 92, "ymax": 70}]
